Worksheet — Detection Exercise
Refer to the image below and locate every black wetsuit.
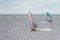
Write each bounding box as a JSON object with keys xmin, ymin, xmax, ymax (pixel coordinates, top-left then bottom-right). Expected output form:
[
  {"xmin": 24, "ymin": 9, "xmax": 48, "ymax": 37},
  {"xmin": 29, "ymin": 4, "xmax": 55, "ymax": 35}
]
[
  {"xmin": 31, "ymin": 23, "xmax": 37, "ymax": 31},
  {"xmin": 33, "ymin": 23, "xmax": 37, "ymax": 27}
]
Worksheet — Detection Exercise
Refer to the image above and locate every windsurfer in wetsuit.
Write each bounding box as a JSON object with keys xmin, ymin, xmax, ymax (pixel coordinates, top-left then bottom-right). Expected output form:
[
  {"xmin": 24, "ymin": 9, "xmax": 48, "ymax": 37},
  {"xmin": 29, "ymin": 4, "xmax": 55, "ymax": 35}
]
[{"xmin": 31, "ymin": 23, "xmax": 37, "ymax": 31}]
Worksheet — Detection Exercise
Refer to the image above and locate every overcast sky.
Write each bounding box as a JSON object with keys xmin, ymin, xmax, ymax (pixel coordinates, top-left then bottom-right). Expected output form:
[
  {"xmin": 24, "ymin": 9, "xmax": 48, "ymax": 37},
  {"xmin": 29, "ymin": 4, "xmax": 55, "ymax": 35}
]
[{"xmin": 0, "ymin": 0, "xmax": 60, "ymax": 14}]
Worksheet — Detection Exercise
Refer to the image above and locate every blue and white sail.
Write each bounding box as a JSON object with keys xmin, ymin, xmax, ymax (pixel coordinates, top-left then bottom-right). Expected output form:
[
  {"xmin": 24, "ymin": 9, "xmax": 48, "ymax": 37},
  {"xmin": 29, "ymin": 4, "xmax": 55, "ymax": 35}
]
[{"xmin": 47, "ymin": 12, "xmax": 52, "ymax": 23}]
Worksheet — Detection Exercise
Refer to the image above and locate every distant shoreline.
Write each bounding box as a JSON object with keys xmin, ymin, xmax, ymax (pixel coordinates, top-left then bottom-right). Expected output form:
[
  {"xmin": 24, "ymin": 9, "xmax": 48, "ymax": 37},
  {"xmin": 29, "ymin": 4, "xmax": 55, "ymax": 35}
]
[{"xmin": 0, "ymin": 14, "xmax": 60, "ymax": 16}]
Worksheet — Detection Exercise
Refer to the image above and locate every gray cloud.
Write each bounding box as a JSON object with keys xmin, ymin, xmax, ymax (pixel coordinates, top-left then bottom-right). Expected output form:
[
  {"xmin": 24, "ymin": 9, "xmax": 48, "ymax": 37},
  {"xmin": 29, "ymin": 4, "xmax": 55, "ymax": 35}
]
[{"xmin": 0, "ymin": 0, "xmax": 60, "ymax": 14}]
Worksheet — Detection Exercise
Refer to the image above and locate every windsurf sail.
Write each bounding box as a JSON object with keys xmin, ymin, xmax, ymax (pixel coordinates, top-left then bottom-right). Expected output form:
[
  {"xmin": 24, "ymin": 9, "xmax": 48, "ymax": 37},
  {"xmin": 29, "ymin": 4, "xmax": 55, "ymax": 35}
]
[
  {"xmin": 46, "ymin": 12, "xmax": 52, "ymax": 23},
  {"xmin": 28, "ymin": 11, "xmax": 37, "ymax": 31},
  {"xmin": 28, "ymin": 12, "xmax": 34, "ymax": 25}
]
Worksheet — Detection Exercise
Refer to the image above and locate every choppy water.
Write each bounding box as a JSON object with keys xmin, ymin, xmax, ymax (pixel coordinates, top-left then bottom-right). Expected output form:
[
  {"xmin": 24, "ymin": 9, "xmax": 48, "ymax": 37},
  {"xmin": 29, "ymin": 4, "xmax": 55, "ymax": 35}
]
[{"xmin": 0, "ymin": 14, "xmax": 60, "ymax": 40}]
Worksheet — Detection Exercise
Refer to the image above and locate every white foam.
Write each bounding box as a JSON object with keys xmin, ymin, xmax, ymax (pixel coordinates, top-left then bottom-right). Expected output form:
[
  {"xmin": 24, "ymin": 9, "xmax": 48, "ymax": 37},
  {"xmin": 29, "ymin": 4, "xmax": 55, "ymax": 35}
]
[
  {"xmin": 41, "ymin": 21, "xmax": 50, "ymax": 23},
  {"xmin": 36, "ymin": 28, "xmax": 53, "ymax": 31}
]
